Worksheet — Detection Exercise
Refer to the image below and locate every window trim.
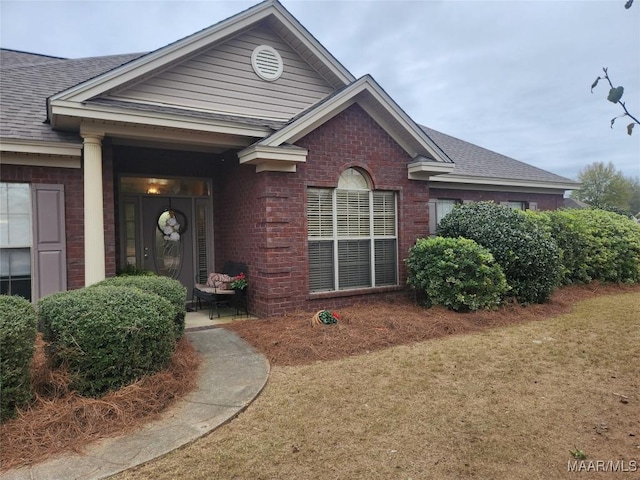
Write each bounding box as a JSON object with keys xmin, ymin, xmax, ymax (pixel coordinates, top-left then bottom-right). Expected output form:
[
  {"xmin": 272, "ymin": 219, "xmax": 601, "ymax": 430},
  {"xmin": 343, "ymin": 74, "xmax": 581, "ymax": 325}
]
[
  {"xmin": 429, "ymin": 198, "xmax": 462, "ymax": 235},
  {"xmin": 307, "ymin": 182, "xmax": 398, "ymax": 293},
  {"xmin": 502, "ymin": 200, "xmax": 528, "ymax": 211}
]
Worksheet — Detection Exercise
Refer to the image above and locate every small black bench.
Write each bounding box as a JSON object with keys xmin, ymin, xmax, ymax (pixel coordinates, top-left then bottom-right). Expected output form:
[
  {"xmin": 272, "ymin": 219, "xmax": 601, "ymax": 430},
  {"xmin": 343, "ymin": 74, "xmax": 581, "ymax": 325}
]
[{"xmin": 192, "ymin": 262, "xmax": 248, "ymax": 319}]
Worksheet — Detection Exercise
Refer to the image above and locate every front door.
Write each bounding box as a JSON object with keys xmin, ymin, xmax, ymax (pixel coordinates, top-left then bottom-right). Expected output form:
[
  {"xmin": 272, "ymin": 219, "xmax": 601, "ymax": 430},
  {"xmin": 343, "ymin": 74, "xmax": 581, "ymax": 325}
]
[{"xmin": 141, "ymin": 196, "xmax": 194, "ymax": 292}]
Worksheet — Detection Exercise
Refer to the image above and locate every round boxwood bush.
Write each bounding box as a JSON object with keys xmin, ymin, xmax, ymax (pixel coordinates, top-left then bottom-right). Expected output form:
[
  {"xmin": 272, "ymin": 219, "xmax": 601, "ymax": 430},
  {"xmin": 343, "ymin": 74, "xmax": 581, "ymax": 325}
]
[
  {"xmin": 38, "ymin": 286, "xmax": 176, "ymax": 397},
  {"xmin": 407, "ymin": 237, "xmax": 509, "ymax": 311},
  {"xmin": 0, "ymin": 295, "xmax": 37, "ymax": 422},
  {"xmin": 94, "ymin": 275, "xmax": 187, "ymax": 339},
  {"xmin": 438, "ymin": 202, "xmax": 561, "ymax": 304}
]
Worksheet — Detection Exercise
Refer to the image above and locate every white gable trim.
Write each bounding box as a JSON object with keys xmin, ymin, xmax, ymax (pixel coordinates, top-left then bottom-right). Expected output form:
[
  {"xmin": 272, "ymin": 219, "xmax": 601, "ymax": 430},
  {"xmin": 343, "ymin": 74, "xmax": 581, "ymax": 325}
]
[
  {"xmin": 238, "ymin": 144, "xmax": 307, "ymax": 172},
  {"xmin": 257, "ymin": 75, "xmax": 453, "ymax": 165},
  {"xmin": 48, "ymin": 0, "xmax": 353, "ymax": 109}
]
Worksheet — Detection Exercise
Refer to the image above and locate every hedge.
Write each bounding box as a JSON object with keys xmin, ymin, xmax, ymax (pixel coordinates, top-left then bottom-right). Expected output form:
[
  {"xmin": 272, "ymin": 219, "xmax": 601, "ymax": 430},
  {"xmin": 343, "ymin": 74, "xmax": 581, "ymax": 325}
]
[
  {"xmin": 0, "ymin": 295, "xmax": 37, "ymax": 422},
  {"xmin": 529, "ymin": 209, "xmax": 640, "ymax": 284},
  {"xmin": 407, "ymin": 237, "xmax": 509, "ymax": 311},
  {"xmin": 93, "ymin": 275, "xmax": 187, "ymax": 339},
  {"xmin": 38, "ymin": 286, "xmax": 176, "ymax": 397},
  {"xmin": 438, "ymin": 202, "xmax": 561, "ymax": 304}
]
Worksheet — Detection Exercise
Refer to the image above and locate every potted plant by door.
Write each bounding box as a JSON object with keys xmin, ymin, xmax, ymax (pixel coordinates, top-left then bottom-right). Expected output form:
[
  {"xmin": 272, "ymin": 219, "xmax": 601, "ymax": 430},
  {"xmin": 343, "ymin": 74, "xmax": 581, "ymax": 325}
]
[{"xmin": 229, "ymin": 272, "xmax": 248, "ymax": 317}]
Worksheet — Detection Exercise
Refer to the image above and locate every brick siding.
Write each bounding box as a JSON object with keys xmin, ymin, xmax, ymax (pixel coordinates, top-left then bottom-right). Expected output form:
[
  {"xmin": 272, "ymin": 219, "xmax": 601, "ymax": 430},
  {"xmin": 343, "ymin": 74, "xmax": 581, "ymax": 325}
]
[
  {"xmin": 215, "ymin": 104, "xmax": 433, "ymax": 317},
  {"xmin": 429, "ymin": 187, "xmax": 564, "ymax": 211},
  {"xmin": 9, "ymin": 109, "xmax": 565, "ymax": 317},
  {"xmin": 0, "ymin": 164, "xmax": 86, "ymax": 290}
]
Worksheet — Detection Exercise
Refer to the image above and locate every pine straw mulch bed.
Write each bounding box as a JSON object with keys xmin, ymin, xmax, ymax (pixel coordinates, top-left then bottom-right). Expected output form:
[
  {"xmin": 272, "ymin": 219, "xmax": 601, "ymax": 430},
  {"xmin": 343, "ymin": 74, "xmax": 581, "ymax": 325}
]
[
  {"xmin": 2, "ymin": 283, "xmax": 638, "ymax": 473},
  {"xmin": 0, "ymin": 337, "xmax": 201, "ymax": 472},
  {"xmin": 225, "ymin": 282, "xmax": 640, "ymax": 367}
]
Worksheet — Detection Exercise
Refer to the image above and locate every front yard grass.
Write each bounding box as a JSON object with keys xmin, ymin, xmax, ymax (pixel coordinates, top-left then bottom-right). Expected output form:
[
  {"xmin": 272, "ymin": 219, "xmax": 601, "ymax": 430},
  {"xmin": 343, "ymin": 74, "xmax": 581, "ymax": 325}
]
[{"xmin": 117, "ymin": 291, "xmax": 640, "ymax": 480}]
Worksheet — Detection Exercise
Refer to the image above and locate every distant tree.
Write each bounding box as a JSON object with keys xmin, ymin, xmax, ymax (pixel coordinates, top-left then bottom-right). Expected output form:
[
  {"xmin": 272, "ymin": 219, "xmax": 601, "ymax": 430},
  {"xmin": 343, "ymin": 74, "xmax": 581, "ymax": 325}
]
[
  {"xmin": 629, "ymin": 177, "xmax": 640, "ymax": 214},
  {"xmin": 572, "ymin": 161, "xmax": 633, "ymax": 210}
]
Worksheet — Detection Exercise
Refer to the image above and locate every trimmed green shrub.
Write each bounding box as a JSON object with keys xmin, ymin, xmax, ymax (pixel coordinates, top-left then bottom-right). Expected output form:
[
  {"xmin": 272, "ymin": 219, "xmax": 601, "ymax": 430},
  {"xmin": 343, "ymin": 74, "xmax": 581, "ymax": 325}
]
[
  {"xmin": 438, "ymin": 202, "xmax": 561, "ymax": 304},
  {"xmin": 93, "ymin": 276, "xmax": 187, "ymax": 339},
  {"xmin": 0, "ymin": 295, "xmax": 37, "ymax": 422},
  {"xmin": 527, "ymin": 209, "xmax": 640, "ymax": 284},
  {"xmin": 407, "ymin": 237, "xmax": 509, "ymax": 311},
  {"xmin": 38, "ymin": 286, "xmax": 176, "ymax": 397},
  {"xmin": 116, "ymin": 263, "xmax": 157, "ymax": 276},
  {"xmin": 525, "ymin": 209, "xmax": 591, "ymax": 285}
]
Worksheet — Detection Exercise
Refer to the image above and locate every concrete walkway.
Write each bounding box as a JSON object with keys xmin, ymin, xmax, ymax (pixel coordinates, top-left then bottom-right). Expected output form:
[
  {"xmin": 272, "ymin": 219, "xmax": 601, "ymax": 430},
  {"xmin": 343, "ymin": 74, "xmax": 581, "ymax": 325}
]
[{"xmin": 2, "ymin": 328, "xmax": 270, "ymax": 480}]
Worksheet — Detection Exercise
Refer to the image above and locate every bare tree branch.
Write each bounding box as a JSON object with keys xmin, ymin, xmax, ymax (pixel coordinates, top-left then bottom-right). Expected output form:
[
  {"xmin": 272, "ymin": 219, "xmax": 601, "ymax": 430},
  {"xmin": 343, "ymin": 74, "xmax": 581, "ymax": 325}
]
[{"xmin": 594, "ymin": 67, "xmax": 639, "ymax": 134}]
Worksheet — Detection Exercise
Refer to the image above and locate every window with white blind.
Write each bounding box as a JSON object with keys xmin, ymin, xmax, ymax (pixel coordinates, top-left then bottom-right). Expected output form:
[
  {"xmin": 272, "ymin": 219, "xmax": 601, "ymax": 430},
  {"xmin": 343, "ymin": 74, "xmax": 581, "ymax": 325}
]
[
  {"xmin": 502, "ymin": 201, "xmax": 527, "ymax": 211},
  {"xmin": 0, "ymin": 183, "xmax": 32, "ymax": 300},
  {"xmin": 307, "ymin": 169, "xmax": 397, "ymax": 292},
  {"xmin": 436, "ymin": 199, "xmax": 460, "ymax": 224}
]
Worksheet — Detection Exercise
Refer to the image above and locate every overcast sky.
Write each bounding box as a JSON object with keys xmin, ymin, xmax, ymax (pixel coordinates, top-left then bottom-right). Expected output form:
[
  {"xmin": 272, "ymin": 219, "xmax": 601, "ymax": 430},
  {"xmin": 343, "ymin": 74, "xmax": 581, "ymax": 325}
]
[{"xmin": 1, "ymin": 0, "xmax": 639, "ymax": 180}]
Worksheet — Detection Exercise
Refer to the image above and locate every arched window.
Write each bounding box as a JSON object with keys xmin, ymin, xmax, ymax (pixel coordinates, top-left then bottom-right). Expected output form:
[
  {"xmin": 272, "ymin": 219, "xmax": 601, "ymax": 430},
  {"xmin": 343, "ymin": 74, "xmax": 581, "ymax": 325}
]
[{"xmin": 307, "ymin": 168, "xmax": 397, "ymax": 292}]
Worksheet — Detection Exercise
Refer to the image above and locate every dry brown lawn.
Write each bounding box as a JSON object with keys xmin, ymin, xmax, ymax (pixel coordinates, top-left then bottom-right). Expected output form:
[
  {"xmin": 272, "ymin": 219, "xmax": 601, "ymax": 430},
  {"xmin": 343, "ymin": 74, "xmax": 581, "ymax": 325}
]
[{"xmin": 116, "ymin": 290, "xmax": 640, "ymax": 480}]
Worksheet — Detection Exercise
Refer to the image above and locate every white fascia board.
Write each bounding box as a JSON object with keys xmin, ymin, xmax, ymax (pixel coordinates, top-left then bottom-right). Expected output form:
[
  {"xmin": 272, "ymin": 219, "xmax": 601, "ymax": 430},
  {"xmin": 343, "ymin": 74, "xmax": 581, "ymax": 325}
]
[
  {"xmin": 429, "ymin": 174, "xmax": 580, "ymax": 191},
  {"xmin": 0, "ymin": 138, "xmax": 82, "ymax": 157},
  {"xmin": 357, "ymin": 77, "xmax": 452, "ymax": 164},
  {"xmin": 407, "ymin": 160, "xmax": 456, "ymax": 180},
  {"xmin": 0, "ymin": 153, "xmax": 81, "ymax": 169},
  {"xmin": 51, "ymin": 5, "xmax": 275, "ymax": 104},
  {"xmin": 80, "ymin": 122, "xmax": 254, "ymax": 149},
  {"xmin": 270, "ymin": 5, "xmax": 354, "ymax": 85},
  {"xmin": 51, "ymin": 101, "xmax": 271, "ymax": 138},
  {"xmin": 50, "ymin": 1, "xmax": 352, "ymax": 106},
  {"xmin": 238, "ymin": 144, "xmax": 308, "ymax": 172},
  {"xmin": 257, "ymin": 78, "xmax": 371, "ymax": 146},
  {"xmin": 260, "ymin": 76, "xmax": 451, "ymax": 165}
]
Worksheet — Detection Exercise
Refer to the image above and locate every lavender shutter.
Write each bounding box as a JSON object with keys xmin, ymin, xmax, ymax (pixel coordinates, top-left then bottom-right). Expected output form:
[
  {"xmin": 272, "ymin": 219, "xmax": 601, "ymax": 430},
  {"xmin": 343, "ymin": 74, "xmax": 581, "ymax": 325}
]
[{"xmin": 32, "ymin": 184, "xmax": 67, "ymax": 299}]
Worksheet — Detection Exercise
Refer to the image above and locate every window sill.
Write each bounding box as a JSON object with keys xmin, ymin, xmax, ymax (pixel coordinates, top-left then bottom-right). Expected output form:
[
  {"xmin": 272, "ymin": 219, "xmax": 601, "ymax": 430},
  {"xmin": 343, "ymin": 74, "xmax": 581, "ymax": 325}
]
[{"xmin": 308, "ymin": 285, "xmax": 403, "ymax": 301}]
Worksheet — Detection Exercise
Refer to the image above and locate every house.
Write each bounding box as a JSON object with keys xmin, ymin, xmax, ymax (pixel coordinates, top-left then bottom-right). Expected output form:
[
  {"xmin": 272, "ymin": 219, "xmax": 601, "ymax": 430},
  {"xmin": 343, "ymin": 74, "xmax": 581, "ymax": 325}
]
[{"xmin": 0, "ymin": 0, "xmax": 578, "ymax": 316}]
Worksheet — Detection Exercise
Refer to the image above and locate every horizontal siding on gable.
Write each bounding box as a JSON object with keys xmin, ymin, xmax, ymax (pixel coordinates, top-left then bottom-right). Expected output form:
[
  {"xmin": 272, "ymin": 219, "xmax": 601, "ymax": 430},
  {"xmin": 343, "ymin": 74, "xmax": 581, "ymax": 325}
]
[{"xmin": 109, "ymin": 23, "xmax": 336, "ymax": 121}]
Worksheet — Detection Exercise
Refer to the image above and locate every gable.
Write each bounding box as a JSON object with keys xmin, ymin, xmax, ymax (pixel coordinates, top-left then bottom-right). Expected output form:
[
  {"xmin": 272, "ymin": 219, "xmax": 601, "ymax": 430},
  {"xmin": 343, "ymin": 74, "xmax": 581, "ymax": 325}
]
[
  {"xmin": 106, "ymin": 23, "xmax": 336, "ymax": 121},
  {"xmin": 238, "ymin": 75, "xmax": 455, "ymax": 174}
]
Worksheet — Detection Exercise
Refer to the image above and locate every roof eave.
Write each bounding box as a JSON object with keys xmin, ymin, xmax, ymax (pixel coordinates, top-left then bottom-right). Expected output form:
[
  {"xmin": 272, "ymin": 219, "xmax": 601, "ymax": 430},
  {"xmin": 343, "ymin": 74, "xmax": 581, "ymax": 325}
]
[
  {"xmin": 0, "ymin": 138, "xmax": 82, "ymax": 156},
  {"xmin": 49, "ymin": 101, "xmax": 273, "ymax": 138},
  {"xmin": 429, "ymin": 174, "xmax": 581, "ymax": 191}
]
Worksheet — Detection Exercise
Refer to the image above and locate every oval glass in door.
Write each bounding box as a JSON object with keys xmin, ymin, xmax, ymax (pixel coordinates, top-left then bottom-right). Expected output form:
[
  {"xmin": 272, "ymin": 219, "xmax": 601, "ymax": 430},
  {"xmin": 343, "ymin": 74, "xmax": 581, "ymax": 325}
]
[{"xmin": 153, "ymin": 209, "xmax": 186, "ymax": 278}]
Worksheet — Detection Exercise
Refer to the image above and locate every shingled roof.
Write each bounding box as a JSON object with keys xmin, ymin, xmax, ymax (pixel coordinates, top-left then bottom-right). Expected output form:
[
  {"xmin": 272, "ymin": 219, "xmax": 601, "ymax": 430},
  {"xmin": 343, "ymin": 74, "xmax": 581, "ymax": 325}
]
[
  {"xmin": 1, "ymin": 50, "xmax": 145, "ymax": 143},
  {"xmin": 1, "ymin": 47, "xmax": 577, "ymax": 187},
  {"xmin": 421, "ymin": 125, "xmax": 577, "ymax": 186}
]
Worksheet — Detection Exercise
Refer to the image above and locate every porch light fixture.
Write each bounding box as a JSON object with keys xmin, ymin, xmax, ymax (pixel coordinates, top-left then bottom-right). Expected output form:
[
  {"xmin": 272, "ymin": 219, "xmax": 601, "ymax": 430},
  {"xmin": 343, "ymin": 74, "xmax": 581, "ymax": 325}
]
[{"xmin": 147, "ymin": 183, "xmax": 160, "ymax": 195}]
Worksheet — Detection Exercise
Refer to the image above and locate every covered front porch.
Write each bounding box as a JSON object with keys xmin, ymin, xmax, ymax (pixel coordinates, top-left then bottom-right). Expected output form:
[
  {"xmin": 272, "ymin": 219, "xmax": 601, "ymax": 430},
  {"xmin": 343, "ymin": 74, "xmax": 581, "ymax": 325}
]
[
  {"xmin": 78, "ymin": 119, "xmax": 309, "ymax": 318},
  {"xmin": 107, "ymin": 141, "xmax": 258, "ymax": 315}
]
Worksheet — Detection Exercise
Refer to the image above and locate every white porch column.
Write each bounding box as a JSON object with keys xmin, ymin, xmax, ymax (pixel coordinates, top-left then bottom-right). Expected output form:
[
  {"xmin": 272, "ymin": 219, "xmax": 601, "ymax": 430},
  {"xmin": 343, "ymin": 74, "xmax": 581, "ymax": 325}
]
[{"xmin": 82, "ymin": 134, "xmax": 106, "ymax": 286}]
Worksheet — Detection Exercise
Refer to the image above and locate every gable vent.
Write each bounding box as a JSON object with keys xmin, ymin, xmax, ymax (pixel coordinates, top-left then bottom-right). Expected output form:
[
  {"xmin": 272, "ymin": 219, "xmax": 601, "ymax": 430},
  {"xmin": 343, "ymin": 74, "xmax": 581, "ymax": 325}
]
[{"xmin": 251, "ymin": 45, "xmax": 283, "ymax": 81}]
